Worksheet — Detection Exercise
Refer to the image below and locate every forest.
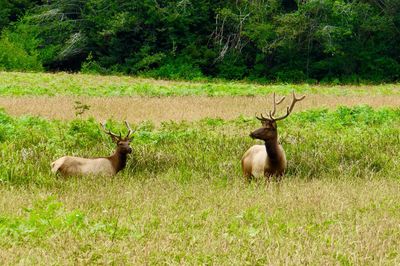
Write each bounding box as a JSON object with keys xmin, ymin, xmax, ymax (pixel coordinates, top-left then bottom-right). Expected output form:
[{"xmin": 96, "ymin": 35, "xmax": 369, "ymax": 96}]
[{"xmin": 1, "ymin": 0, "xmax": 399, "ymax": 82}]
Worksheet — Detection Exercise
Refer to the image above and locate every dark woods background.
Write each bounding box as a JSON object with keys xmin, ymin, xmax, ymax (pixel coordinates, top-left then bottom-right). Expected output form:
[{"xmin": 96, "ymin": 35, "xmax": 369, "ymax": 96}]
[{"xmin": 1, "ymin": 0, "xmax": 399, "ymax": 83}]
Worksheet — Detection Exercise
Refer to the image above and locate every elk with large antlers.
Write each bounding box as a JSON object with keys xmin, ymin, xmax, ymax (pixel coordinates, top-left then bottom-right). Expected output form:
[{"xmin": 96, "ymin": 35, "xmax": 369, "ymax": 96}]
[
  {"xmin": 241, "ymin": 92, "xmax": 305, "ymax": 180},
  {"xmin": 51, "ymin": 121, "xmax": 135, "ymax": 176}
]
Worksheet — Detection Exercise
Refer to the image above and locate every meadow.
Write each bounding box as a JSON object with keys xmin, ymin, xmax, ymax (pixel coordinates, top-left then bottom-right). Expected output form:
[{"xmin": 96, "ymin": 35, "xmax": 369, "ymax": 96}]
[
  {"xmin": 0, "ymin": 72, "xmax": 400, "ymax": 264},
  {"xmin": 1, "ymin": 71, "xmax": 400, "ymax": 97}
]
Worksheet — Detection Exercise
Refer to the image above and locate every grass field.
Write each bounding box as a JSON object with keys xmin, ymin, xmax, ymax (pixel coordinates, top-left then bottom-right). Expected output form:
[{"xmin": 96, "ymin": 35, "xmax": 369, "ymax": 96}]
[
  {"xmin": 1, "ymin": 71, "xmax": 400, "ymax": 97},
  {"xmin": 2, "ymin": 95, "xmax": 400, "ymax": 122},
  {"xmin": 1, "ymin": 72, "xmax": 400, "ymax": 264}
]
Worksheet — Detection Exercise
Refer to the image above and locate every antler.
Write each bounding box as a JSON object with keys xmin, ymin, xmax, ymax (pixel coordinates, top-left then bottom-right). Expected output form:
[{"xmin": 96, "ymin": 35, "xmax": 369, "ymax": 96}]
[
  {"xmin": 270, "ymin": 93, "xmax": 286, "ymax": 117},
  {"xmin": 100, "ymin": 121, "xmax": 121, "ymax": 140},
  {"xmin": 101, "ymin": 121, "xmax": 135, "ymax": 140},
  {"xmin": 256, "ymin": 91, "xmax": 305, "ymax": 122},
  {"xmin": 256, "ymin": 92, "xmax": 286, "ymax": 122},
  {"xmin": 272, "ymin": 91, "xmax": 306, "ymax": 121},
  {"xmin": 124, "ymin": 120, "xmax": 135, "ymax": 138}
]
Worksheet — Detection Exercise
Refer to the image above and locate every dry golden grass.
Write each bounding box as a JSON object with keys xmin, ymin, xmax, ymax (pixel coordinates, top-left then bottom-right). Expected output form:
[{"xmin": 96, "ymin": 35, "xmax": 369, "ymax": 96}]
[
  {"xmin": 1, "ymin": 95, "xmax": 400, "ymax": 122},
  {"xmin": 1, "ymin": 177, "xmax": 400, "ymax": 264}
]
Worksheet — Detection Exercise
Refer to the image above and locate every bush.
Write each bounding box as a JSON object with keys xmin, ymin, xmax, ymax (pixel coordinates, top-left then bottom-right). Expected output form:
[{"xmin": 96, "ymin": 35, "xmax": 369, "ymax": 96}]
[
  {"xmin": 143, "ymin": 57, "xmax": 204, "ymax": 80},
  {"xmin": 81, "ymin": 53, "xmax": 109, "ymax": 75},
  {"xmin": 0, "ymin": 31, "xmax": 43, "ymax": 71},
  {"xmin": 275, "ymin": 70, "xmax": 306, "ymax": 83},
  {"xmin": 215, "ymin": 54, "xmax": 247, "ymax": 80}
]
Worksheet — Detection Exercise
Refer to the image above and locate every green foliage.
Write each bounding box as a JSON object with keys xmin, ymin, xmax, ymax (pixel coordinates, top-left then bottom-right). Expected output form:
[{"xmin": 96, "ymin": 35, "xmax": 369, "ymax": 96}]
[
  {"xmin": 1, "ymin": 0, "xmax": 399, "ymax": 82},
  {"xmin": 81, "ymin": 52, "xmax": 108, "ymax": 74},
  {"xmin": 0, "ymin": 106, "xmax": 399, "ymax": 186},
  {"xmin": 275, "ymin": 70, "xmax": 307, "ymax": 83},
  {"xmin": 0, "ymin": 196, "xmax": 136, "ymax": 242},
  {"xmin": 215, "ymin": 53, "xmax": 248, "ymax": 80},
  {"xmin": 0, "ymin": 107, "xmax": 400, "ymax": 263},
  {"xmin": 0, "ymin": 0, "xmax": 40, "ymax": 30},
  {"xmin": 144, "ymin": 57, "xmax": 205, "ymax": 80},
  {"xmin": 3, "ymin": 72, "xmax": 399, "ymax": 97},
  {"xmin": 0, "ymin": 29, "xmax": 43, "ymax": 71}
]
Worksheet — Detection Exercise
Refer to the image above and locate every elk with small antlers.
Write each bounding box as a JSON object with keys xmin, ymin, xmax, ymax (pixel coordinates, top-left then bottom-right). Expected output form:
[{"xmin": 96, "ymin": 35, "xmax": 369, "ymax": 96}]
[
  {"xmin": 241, "ymin": 92, "xmax": 305, "ymax": 180},
  {"xmin": 51, "ymin": 121, "xmax": 135, "ymax": 176}
]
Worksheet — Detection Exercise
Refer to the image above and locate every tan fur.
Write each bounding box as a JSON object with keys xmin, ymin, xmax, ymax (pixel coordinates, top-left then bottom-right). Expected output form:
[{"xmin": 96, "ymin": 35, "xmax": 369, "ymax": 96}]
[
  {"xmin": 51, "ymin": 121, "xmax": 134, "ymax": 177},
  {"xmin": 242, "ymin": 92, "xmax": 305, "ymax": 180},
  {"xmin": 51, "ymin": 156, "xmax": 115, "ymax": 176},
  {"xmin": 241, "ymin": 144, "xmax": 287, "ymax": 180}
]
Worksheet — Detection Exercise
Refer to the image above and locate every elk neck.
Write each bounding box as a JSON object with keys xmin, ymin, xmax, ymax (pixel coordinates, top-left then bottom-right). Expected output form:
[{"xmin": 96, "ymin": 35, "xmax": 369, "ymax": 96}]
[
  {"xmin": 107, "ymin": 148, "xmax": 128, "ymax": 173},
  {"xmin": 264, "ymin": 135, "xmax": 284, "ymax": 166}
]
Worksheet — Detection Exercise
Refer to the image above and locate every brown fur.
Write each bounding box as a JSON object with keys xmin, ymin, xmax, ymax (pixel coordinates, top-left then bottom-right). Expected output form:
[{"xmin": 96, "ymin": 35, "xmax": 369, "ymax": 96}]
[
  {"xmin": 106, "ymin": 146, "xmax": 129, "ymax": 174},
  {"xmin": 242, "ymin": 92, "xmax": 305, "ymax": 181},
  {"xmin": 51, "ymin": 122, "xmax": 134, "ymax": 176},
  {"xmin": 241, "ymin": 124, "xmax": 287, "ymax": 181},
  {"xmin": 263, "ymin": 140, "xmax": 286, "ymax": 178}
]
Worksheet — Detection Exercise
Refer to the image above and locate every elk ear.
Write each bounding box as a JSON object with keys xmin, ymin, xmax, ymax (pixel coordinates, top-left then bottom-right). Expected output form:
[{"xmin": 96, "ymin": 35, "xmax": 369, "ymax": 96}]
[{"xmin": 271, "ymin": 121, "xmax": 277, "ymax": 129}]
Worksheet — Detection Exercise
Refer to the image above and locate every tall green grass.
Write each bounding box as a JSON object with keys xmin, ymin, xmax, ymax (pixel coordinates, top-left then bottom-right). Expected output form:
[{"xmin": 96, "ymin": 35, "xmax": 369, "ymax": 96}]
[{"xmin": 1, "ymin": 105, "xmax": 399, "ymax": 186}]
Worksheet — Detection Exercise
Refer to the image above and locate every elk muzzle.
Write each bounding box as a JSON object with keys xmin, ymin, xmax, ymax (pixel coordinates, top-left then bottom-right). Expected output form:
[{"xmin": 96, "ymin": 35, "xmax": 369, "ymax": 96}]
[{"xmin": 249, "ymin": 127, "xmax": 265, "ymax": 139}]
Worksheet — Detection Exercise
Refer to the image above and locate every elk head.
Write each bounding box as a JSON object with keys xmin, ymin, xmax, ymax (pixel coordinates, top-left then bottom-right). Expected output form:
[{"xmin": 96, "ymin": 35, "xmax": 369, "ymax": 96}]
[
  {"xmin": 250, "ymin": 91, "xmax": 305, "ymax": 141},
  {"xmin": 100, "ymin": 120, "xmax": 135, "ymax": 154}
]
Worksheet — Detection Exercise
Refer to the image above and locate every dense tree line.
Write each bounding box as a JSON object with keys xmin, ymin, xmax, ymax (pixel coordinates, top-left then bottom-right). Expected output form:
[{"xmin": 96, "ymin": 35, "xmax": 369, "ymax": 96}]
[{"xmin": 0, "ymin": 0, "xmax": 399, "ymax": 82}]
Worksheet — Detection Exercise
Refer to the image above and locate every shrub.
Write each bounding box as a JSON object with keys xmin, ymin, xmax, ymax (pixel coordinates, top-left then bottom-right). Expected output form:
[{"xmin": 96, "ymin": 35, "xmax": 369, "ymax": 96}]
[
  {"xmin": 143, "ymin": 57, "xmax": 204, "ymax": 80},
  {"xmin": 0, "ymin": 30, "xmax": 43, "ymax": 71},
  {"xmin": 81, "ymin": 52, "xmax": 108, "ymax": 74},
  {"xmin": 275, "ymin": 70, "xmax": 307, "ymax": 83}
]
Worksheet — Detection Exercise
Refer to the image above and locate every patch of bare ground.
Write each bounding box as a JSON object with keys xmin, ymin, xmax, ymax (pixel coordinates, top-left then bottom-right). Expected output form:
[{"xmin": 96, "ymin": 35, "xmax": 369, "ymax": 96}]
[{"xmin": 0, "ymin": 95, "xmax": 399, "ymax": 122}]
